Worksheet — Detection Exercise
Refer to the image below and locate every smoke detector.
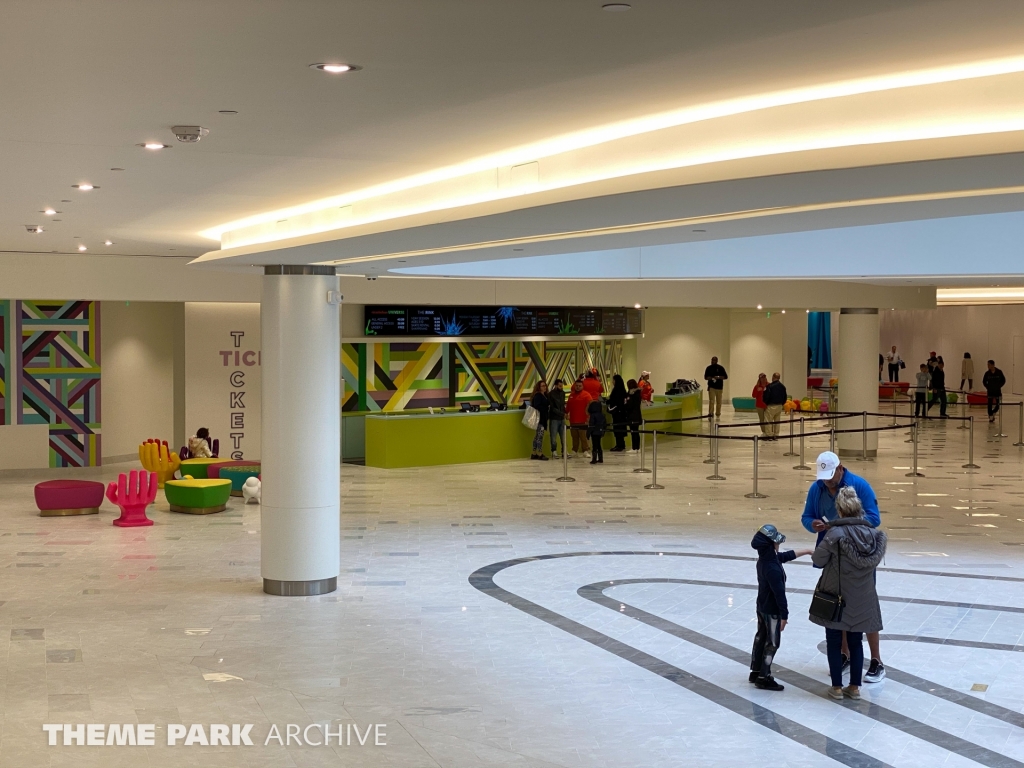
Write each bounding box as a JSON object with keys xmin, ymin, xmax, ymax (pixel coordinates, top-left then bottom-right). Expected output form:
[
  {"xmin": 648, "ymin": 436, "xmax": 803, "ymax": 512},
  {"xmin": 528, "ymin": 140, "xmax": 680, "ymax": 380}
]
[
  {"xmin": 25, "ymin": 225, "xmax": 43, "ymax": 233},
  {"xmin": 171, "ymin": 125, "xmax": 209, "ymax": 143}
]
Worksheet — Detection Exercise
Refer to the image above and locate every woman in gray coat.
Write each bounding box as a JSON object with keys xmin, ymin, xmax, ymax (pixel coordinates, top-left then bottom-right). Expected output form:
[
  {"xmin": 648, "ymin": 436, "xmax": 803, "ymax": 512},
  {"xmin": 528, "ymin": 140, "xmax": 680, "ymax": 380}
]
[{"xmin": 809, "ymin": 486, "xmax": 887, "ymax": 701}]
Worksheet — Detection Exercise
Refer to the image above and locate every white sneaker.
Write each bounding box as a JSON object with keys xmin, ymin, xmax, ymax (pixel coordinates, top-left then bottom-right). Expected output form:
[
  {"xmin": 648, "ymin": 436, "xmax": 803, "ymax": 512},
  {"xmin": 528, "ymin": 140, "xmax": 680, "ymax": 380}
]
[
  {"xmin": 583, "ymin": 450, "xmax": 591, "ymax": 458},
  {"xmin": 553, "ymin": 452, "xmax": 561, "ymax": 459}
]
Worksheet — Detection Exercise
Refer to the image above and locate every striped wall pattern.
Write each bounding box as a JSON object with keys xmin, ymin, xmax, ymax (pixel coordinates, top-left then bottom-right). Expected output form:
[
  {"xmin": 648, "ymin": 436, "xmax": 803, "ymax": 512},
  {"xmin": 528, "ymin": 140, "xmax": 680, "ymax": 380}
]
[
  {"xmin": 0, "ymin": 300, "xmax": 102, "ymax": 467},
  {"xmin": 342, "ymin": 339, "xmax": 623, "ymax": 412}
]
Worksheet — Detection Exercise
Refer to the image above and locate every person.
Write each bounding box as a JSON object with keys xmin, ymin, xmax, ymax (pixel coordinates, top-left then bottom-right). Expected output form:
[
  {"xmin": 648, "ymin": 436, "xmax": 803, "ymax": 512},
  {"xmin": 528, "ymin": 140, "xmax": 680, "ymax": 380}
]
[
  {"xmin": 528, "ymin": 380, "xmax": 550, "ymax": 461},
  {"xmin": 638, "ymin": 371, "xmax": 654, "ymax": 404},
  {"xmin": 878, "ymin": 352, "xmax": 884, "ymax": 382},
  {"xmin": 809, "ymin": 486, "xmax": 887, "ymax": 701},
  {"xmin": 188, "ymin": 428, "xmax": 213, "ymax": 459},
  {"xmin": 885, "ymin": 346, "xmax": 901, "ymax": 383},
  {"xmin": 704, "ymin": 356, "xmax": 728, "ymax": 418},
  {"xmin": 752, "ymin": 373, "xmax": 768, "ymax": 434},
  {"xmin": 961, "ymin": 352, "xmax": 974, "ymax": 392},
  {"xmin": 607, "ymin": 374, "xmax": 628, "ymax": 452},
  {"xmin": 548, "ymin": 379, "xmax": 566, "ymax": 459},
  {"xmin": 927, "ymin": 359, "xmax": 947, "ymax": 417},
  {"xmin": 749, "ymin": 524, "xmax": 812, "ymax": 691},
  {"xmin": 926, "ymin": 351, "xmax": 939, "ymax": 374},
  {"xmin": 566, "ymin": 380, "xmax": 593, "ymax": 458},
  {"xmin": 625, "ymin": 378, "xmax": 643, "ymax": 451},
  {"xmin": 913, "ymin": 364, "xmax": 930, "ymax": 418},
  {"xmin": 582, "ymin": 368, "xmax": 604, "ymax": 401},
  {"xmin": 587, "ymin": 400, "xmax": 607, "ymax": 464},
  {"xmin": 984, "ymin": 360, "xmax": 1006, "ymax": 424},
  {"xmin": 800, "ymin": 451, "xmax": 886, "ymax": 683},
  {"xmin": 762, "ymin": 373, "xmax": 787, "ymax": 439}
]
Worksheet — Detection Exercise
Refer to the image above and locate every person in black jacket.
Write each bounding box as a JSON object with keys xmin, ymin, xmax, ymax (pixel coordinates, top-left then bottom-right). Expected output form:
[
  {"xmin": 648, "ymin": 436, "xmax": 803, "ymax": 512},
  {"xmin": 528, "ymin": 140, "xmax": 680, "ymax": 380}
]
[
  {"xmin": 762, "ymin": 373, "xmax": 788, "ymax": 439},
  {"xmin": 529, "ymin": 381, "xmax": 550, "ymax": 461},
  {"xmin": 984, "ymin": 360, "xmax": 1006, "ymax": 423},
  {"xmin": 749, "ymin": 524, "xmax": 812, "ymax": 691},
  {"xmin": 587, "ymin": 400, "xmax": 607, "ymax": 464},
  {"xmin": 607, "ymin": 374, "xmax": 628, "ymax": 452},
  {"xmin": 548, "ymin": 379, "xmax": 567, "ymax": 458},
  {"xmin": 625, "ymin": 379, "xmax": 644, "ymax": 451},
  {"xmin": 927, "ymin": 360, "xmax": 947, "ymax": 417}
]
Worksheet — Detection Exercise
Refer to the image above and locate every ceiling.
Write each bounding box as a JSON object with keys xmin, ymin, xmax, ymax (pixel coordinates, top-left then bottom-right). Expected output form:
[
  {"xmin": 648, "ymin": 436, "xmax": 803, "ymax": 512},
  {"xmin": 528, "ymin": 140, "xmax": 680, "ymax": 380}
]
[{"xmin": 4, "ymin": 0, "xmax": 1024, "ymax": 282}]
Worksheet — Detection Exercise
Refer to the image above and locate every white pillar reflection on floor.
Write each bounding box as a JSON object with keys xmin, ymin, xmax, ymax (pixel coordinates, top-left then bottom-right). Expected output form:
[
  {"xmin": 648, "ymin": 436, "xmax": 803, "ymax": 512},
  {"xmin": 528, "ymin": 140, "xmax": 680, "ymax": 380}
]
[
  {"xmin": 260, "ymin": 265, "xmax": 340, "ymax": 595},
  {"xmin": 836, "ymin": 307, "xmax": 879, "ymax": 458}
]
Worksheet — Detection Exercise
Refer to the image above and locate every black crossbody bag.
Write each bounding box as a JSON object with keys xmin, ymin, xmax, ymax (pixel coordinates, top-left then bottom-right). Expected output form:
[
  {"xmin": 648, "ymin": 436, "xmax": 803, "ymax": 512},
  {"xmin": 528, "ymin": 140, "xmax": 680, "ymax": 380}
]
[{"xmin": 809, "ymin": 541, "xmax": 845, "ymax": 622}]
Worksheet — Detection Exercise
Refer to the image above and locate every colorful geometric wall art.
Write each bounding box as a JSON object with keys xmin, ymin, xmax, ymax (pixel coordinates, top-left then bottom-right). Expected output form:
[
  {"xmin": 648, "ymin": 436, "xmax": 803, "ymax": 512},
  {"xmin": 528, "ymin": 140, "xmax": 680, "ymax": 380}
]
[
  {"xmin": 0, "ymin": 300, "xmax": 101, "ymax": 467},
  {"xmin": 342, "ymin": 338, "xmax": 624, "ymax": 413}
]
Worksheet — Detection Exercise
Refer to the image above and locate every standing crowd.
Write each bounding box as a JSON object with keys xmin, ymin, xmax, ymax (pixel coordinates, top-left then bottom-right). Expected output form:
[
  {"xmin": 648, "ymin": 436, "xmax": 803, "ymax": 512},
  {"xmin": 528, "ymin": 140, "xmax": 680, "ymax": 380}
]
[{"xmin": 887, "ymin": 346, "xmax": 1006, "ymax": 423}]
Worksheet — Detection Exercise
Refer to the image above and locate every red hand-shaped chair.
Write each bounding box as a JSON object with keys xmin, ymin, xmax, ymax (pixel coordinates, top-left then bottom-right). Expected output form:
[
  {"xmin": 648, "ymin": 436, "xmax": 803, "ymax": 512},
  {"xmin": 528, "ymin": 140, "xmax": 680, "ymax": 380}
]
[{"xmin": 106, "ymin": 470, "xmax": 158, "ymax": 527}]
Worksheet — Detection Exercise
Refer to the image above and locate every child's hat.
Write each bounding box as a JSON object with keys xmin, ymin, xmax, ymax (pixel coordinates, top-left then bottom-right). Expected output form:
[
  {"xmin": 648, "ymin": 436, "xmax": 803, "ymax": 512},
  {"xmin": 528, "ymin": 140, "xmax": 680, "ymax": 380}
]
[{"xmin": 757, "ymin": 524, "xmax": 786, "ymax": 544}]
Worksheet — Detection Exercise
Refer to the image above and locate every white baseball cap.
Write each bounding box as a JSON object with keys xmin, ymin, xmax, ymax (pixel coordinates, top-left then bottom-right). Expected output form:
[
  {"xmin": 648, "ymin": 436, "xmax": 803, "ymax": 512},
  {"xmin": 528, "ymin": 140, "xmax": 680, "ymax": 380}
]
[{"xmin": 815, "ymin": 451, "xmax": 840, "ymax": 481}]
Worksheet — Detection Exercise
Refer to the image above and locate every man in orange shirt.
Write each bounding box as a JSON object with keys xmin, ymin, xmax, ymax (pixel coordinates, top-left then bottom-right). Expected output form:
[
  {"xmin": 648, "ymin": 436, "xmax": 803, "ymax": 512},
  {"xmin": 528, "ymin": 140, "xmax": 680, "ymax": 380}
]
[
  {"xmin": 582, "ymin": 368, "xmax": 604, "ymax": 401},
  {"xmin": 566, "ymin": 380, "xmax": 594, "ymax": 458},
  {"xmin": 638, "ymin": 371, "xmax": 654, "ymax": 403}
]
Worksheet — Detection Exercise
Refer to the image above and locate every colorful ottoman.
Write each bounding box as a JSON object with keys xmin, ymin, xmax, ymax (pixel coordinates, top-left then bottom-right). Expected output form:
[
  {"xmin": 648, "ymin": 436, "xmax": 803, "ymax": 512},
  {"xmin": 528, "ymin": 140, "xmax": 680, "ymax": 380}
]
[
  {"xmin": 34, "ymin": 480, "xmax": 105, "ymax": 516},
  {"xmin": 178, "ymin": 457, "xmax": 230, "ymax": 480},
  {"xmin": 207, "ymin": 460, "xmax": 260, "ymax": 480},
  {"xmin": 217, "ymin": 465, "xmax": 262, "ymax": 497},
  {"xmin": 164, "ymin": 478, "xmax": 232, "ymax": 515},
  {"xmin": 731, "ymin": 397, "xmax": 757, "ymax": 412}
]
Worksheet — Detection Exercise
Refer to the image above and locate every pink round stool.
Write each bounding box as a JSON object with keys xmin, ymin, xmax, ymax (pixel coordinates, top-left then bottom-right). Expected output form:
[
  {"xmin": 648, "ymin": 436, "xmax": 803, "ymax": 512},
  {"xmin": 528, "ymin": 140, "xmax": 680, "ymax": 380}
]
[{"xmin": 34, "ymin": 480, "xmax": 105, "ymax": 517}]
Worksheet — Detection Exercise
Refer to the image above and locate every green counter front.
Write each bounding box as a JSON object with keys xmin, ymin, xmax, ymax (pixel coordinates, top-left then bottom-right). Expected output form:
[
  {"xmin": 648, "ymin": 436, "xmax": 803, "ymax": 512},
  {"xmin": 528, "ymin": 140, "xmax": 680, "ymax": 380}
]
[{"xmin": 362, "ymin": 390, "xmax": 702, "ymax": 469}]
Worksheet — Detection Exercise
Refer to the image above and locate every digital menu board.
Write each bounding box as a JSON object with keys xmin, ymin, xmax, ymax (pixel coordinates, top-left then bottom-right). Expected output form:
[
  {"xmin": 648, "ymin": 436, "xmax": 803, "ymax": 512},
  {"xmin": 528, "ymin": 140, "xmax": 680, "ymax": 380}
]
[{"xmin": 363, "ymin": 306, "xmax": 642, "ymax": 337}]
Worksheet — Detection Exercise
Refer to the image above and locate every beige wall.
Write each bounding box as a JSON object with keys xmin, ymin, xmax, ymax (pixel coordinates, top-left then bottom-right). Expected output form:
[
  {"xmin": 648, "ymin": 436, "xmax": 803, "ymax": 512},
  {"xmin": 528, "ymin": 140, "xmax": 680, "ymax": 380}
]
[
  {"xmin": 729, "ymin": 311, "xmax": 783, "ymax": 400},
  {"xmin": 881, "ymin": 305, "xmax": 1024, "ymax": 394},
  {"xmin": 637, "ymin": 308, "xmax": 731, "ymax": 398},
  {"xmin": 101, "ymin": 301, "xmax": 182, "ymax": 460}
]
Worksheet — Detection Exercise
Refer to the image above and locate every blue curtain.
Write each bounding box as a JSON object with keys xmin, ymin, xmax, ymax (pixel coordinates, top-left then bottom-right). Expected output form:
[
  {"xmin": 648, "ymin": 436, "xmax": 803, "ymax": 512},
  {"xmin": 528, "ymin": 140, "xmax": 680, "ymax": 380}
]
[{"xmin": 808, "ymin": 312, "xmax": 832, "ymax": 370}]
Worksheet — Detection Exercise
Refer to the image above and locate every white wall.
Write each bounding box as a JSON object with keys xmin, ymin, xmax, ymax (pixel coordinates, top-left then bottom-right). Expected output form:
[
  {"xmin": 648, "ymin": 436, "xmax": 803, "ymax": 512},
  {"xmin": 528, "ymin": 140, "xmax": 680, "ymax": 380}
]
[
  {"xmin": 637, "ymin": 308, "xmax": 731, "ymax": 397},
  {"xmin": 729, "ymin": 311, "xmax": 783, "ymax": 400},
  {"xmin": 185, "ymin": 303, "xmax": 261, "ymax": 460},
  {"xmin": 101, "ymin": 301, "xmax": 182, "ymax": 460},
  {"xmin": 881, "ymin": 305, "xmax": 1024, "ymax": 392}
]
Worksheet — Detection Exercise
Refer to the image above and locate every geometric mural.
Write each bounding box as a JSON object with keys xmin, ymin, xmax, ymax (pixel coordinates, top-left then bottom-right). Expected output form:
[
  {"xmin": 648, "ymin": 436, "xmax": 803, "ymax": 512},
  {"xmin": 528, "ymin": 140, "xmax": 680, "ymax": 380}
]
[
  {"xmin": 0, "ymin": 300, "xmax": 101, "ymax": 467},
  {"xmin": 342, "ymin": 338, "xmax": 624, "ymax": 413}
]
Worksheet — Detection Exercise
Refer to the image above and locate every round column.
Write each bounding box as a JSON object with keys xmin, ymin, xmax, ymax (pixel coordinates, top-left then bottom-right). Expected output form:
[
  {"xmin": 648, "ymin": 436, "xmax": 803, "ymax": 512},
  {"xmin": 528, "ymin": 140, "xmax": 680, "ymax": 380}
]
[
  {"xmin": 781, "ymin": 309, "xmax": 808, "ymax": 403},
  {"xmin": 261, "ymin": 265, "xmax": 340, "ymax": 595},
  {"xmin": 836, "ymin": 308, "xmax": 879, "ymax": 458}
]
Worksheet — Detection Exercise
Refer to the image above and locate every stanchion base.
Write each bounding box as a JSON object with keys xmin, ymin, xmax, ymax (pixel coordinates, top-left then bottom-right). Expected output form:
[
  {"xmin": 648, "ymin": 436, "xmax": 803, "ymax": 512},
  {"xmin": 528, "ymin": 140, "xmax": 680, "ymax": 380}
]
[
  {"xmin": 644, "ymin": 483, "xmax": 665, "ymax": 490},
  {"xmin": 793, "ymin": 465, "xmax": 811, "ymax": 471},
  {"xmin": 961, "ymin": 463, "xmax": 980, "ymax": 469},
  {"xmin": 995, "ymin": 433, "xmax": 1009, "ymax": 438},
  {"xmin": 555, "ymin": 477, "xmax": 576, "ymax": 483},
  {"xmin": 783, "ymin": 451, "xmax": 797, "ymax": 457},
  {"xmin": 1014, "ymin": 441, "xmax": 1024, "ymax": 447},
  {"xmin": 702, "ymin": 458, "xmax": 716, "ymax": 464},
  {"xmin": 632, "ymin": 468, "xmax": 652, "ymax": 474},
  {"xmin": 905, "ymin": 471, "xmax": 925, "ymax": 477},
  {"xmin": 706, "ymin": 474, "xmax": 726, "ymax": 480},
  {"xmin": 744, "ymin": 492, "xmax": 768, "ymax": 499}
]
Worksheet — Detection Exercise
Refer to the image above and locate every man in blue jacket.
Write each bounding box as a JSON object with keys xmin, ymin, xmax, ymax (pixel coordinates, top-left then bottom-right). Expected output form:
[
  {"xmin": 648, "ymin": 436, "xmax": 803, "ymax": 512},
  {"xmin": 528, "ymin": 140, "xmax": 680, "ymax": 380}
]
[{"xmin": 801, "ymin": 451, "xmax": 886, "ymax": 683}]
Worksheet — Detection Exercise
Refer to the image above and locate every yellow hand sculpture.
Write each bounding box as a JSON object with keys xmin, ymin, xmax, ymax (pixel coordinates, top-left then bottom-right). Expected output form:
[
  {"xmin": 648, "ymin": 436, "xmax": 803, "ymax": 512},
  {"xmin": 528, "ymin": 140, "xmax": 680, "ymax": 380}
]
[{"xmin": 138, "ymin": 439, "xmax": 181, "ymax": 488}]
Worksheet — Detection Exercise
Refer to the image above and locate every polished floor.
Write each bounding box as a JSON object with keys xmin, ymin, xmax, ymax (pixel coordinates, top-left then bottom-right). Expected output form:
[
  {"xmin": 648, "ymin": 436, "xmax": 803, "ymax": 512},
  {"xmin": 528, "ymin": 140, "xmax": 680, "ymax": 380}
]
[{"xmin": 1, "ymin": 407, "xmax": 1023, "ymax": 766}]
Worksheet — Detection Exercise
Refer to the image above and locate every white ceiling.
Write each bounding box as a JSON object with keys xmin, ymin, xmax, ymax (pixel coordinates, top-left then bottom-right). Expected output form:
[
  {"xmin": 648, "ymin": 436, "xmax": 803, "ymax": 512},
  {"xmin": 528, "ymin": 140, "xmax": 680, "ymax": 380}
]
[{"xmin": 4, "ymin": 0, "xmax": 1024, "ymax": 282}]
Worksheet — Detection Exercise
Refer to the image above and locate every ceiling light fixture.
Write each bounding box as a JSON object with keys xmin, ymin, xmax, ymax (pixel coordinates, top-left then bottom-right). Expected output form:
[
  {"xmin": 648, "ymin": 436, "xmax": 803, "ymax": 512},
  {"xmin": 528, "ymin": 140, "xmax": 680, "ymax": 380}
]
[
  {"xmin": 25, "ymin": 225, "xmax": 43, "ymax": 234},
  {"xmin": 218, "ymin": 110, "xmax": 238, "ymax": 115},
  {"xmin": 110, "ymin": 168, "xmax": 124, "ymax": 172},
  {"xmin": 77, "ymin": 244, "xmax": 87, "ymax": 251},
  {"xmin": 757, "ymin": 304, "xmax": 763, "ymax": 310},
  {"xmin": 42, "ymin": 209, "xmax": 57, "ymax": 215},
  {"xmin": 72, "ymin": 184, "xmax": 96, "ymax": 191},
  {"xmin": 104, "ymin": 240, "xmax": 113, "ymax": 246},
  {"xmin": 311, "ymin": 63, "xmax": 361, "ymax": 74},
  {"xmin": 138, "ymin": 142, "xmax": 171, "ymax": 150},
  {"xmin": 634, "ymin": 303, "xmax": 642, "ymax": 309},
  {"xmin": 781, "ymin": 309, "xmax": 786, "ymax": 314}
]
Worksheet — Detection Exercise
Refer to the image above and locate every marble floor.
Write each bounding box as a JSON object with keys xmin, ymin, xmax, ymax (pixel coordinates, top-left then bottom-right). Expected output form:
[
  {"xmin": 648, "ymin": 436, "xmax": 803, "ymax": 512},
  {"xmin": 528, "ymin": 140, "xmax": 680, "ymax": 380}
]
[{"xmin": 1, "ymin": 407, "xmax": 1023, "ymax": 767}]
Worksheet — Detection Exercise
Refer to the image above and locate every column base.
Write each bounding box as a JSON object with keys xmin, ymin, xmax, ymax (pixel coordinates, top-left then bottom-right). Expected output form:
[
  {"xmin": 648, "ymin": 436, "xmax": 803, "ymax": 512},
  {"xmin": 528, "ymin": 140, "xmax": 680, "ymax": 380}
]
[{"xmin": 263, "ymin": 577, "xmax": 337, "ymax": 596}]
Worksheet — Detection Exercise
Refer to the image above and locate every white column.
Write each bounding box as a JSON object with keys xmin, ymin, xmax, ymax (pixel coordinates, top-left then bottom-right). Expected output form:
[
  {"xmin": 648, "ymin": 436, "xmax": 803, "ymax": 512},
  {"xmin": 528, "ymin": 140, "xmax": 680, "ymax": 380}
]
[
  {"xmin": 836, "ymin": 308, "xmax": 879, "ymax": 458},
  {"xmin": 261, "ymin": 266, "xmax": 340, "ymax": 595},
  {"xmin": 781, "ymin": 310, "xmax": 808, "ymax": 402}
]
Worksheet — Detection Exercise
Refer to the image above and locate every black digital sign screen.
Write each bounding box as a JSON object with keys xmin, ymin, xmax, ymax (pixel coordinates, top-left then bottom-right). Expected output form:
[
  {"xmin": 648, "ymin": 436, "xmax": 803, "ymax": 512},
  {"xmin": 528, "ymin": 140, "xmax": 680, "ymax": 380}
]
[{"xmin": 364, "ymin": 306, "xmax": 643, "ymax": 337}]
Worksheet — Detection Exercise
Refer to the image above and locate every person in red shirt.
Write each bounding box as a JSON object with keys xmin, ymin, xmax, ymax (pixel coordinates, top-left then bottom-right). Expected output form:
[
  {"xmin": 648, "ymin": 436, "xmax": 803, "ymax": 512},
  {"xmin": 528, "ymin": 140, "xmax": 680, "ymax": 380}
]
[
  {"xmin": 582, "ymin": 368, "xmax": 604, "ymax": 401},
  {"xmin": 566, "ymin": 380, "xmax": 594, "ymax": 458},
  {"xmin": 638, "ymin": 371, "xmax": 654, "ymax": 403},
  {"xmin": 752, "ymin": 373, "xmax": 768, "ymax": 434}
]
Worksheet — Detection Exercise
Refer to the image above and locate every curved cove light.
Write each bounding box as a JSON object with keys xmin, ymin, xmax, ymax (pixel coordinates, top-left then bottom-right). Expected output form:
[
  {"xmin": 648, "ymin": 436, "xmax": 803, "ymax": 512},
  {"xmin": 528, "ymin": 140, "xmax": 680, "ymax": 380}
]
[{"xmin": 202, "ymin": 54, "xmax": 1024, "ymax": 250}]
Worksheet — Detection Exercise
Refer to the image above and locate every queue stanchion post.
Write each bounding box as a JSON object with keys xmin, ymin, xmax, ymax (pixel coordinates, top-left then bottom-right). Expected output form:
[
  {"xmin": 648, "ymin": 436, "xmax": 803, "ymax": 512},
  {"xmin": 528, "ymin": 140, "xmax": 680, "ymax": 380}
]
[
  {"xmin": 703, "ymin": 418, "xmax": 716, "ymax": 464},
  {"xmin": 784, "ymin": 412, "xmax": 797, "ymax": 457},
  {"xmin": 906, "ymin": 421, "xmax": 924, "ymax": 477},
  {"xmin": 794, "ymin": 418, "xmax": 811, "ymax": 470},
  {"xmin": 996, "ymin": 400, "xmax": 1008, "ymax": 438},
  {"xmin": 644, "ymin": 431, "xmax": 664, "ymax": 490},
  {"xmin": 860, "ymin": 411, "xmax": 869, "ymax": 460},
  {"xmin": 744, "ymin": 436, "xmax": 767, "ymax": 499},
  {"xmin": 707, "ymin": 423, "xmax": 725, "ymax": 480},
  {"xmin": 958, "ymin": 390, "xmax": 969, "ymax": 429},
  {"xmin": 963, "ymin": 416, "xmax": 980, "ymax": 469},
  {"xmin": 556, "ymin": 422, "xmax": 575, "ymax": 483},
  {"xmin": 1015, "ymin": 403, "xmax": 1024, "ymax": 447},
  {"xmin": 829, "ymin": 425, "xmax": 836, "ymax": 453},
  {"xmin": 633, "ymin": 425, "xmax": 651, "ymax": 474}
]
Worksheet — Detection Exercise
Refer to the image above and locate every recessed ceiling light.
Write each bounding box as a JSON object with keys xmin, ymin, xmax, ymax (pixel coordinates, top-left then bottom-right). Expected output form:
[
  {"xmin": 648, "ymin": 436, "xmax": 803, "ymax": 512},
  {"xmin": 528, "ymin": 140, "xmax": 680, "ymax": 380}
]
[
  {"xmin": 78, "ymin": 244, "xmax": 87, "ymax": 251},
  {"xmin": 42, "ymin": 209, "xmax": 57, "ymax": 215},
  {"xmin": 72, "ymin": 184, "xmax": 96, "ymax": 191},
  {"xmin": 634, "ymin": 303, "xmax": 641, "ymax": 309},
  {"xmin": 781, "ymin": 309, "xmax": 786, "ymax": 314},
  {"xmin": 602, "ymin": 2, "xmax": 632, "ymax": 9},
  {"xmin": 757, "ymin": 304, "xmax": 763, "ymax": 310},
  {"xmin": 61, "ymin": 199, "xmax": 71, "ymax": 202},
  {"xmin": 310, "ymin": 63, "xmax": 361, "ymax": 74},
  {"xmin": 104, "ymin": 240, "xmax": 113, "ymax": 246},
  {"xmin": 138, "ymin": 142, "xmax": 171, "ymax": 150}
]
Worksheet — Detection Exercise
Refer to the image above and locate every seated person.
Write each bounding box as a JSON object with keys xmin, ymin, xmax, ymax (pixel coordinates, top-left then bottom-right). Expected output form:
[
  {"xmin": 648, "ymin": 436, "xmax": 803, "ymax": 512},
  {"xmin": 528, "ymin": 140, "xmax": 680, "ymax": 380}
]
[{"xmin": 188, "ymin": 427, "xmax": 214, "ymax": 459}]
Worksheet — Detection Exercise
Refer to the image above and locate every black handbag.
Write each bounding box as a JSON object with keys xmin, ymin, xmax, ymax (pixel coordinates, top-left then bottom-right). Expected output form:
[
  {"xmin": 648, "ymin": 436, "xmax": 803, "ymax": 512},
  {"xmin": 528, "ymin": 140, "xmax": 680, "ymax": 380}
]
[{"xmin": 809, "ymin": 542, "xmax": 845, "ymax": 622}]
